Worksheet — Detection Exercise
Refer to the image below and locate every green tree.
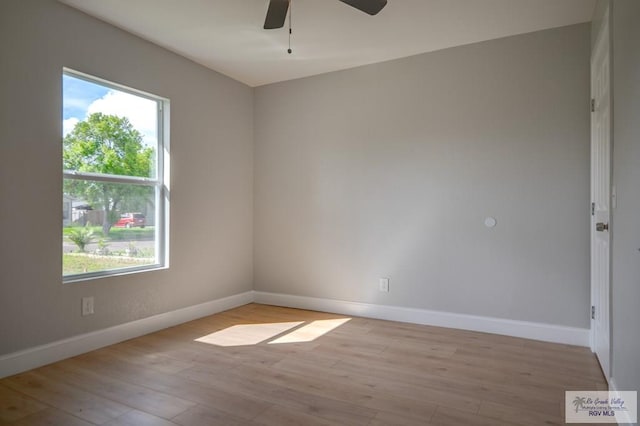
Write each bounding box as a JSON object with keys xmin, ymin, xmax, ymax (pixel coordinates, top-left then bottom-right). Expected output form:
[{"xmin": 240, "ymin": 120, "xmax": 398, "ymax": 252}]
[{"xmin": 63, "ymin": 113, "xmax": 154, "ymax": 235}]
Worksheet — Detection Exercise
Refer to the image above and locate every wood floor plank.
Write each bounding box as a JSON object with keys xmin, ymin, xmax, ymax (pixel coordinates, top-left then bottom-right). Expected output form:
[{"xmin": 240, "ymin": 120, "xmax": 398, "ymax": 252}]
[
  {"xmin": 270, "ymin": 356, "xmax": 439, "ymax": 421},
  {"xmin": 36, "ymin": 362, "xmax": 196, "ymax": 420},
  {"xmin": 177, "ymin": 363, "xmax": 377, "ymax": 425},
  {"xmin": 0, "ymin": 383, "xmax": 47, "ymax": 423},
  {"xmin": 478, "ymin": 400, "xmax": 565, "ymax": 426},
  {"xmin": 0, "ymin": 303, "xmax": 607, "ymax": 426},
  {"xmin": 103, "ymin": 409, "xmax": 179, "ymax": 426},
  {"xmin": 369, "ymin": 409, "xmax": 434, "ymax": 426},
  {"xmin": 452, "ymin": 346, "xmax": 605, "ymax": 379},
  {"xmin": 333, "ymin": 356, "xmax": 563, "ymax": 417},
  {"xmin": 251, "ymin": 404, "xmax": 339, "ymax": 426},
  {"xmin": 2, "ymin": 371, "xmax": 132, "ymax": 424},
  {"xmin": 9, "ymin": 407, "xmax": 94, "ymax": 426},
  {"xmin": 170, "ymin": 404, "xmax": 253, "ymax": 426},
  {"xmin": 69, "ymin": 352, "xmax": 271, "ymax": 421},
  {"xmin": 330, "ymin": 358, "xmax": 483, "ymax": 414},
  {"xmin": 430, "ymin": 405, "xmax": 515, "ymax": 426},
  {"xmin": 99, "ymin": 344, "xmax": 195, "ymax": 375}
]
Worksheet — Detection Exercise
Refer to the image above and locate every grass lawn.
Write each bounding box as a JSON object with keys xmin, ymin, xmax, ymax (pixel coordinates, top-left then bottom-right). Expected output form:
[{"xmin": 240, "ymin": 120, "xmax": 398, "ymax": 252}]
[{"xmin": 63, "ymin": 253, "xmax": 154, "ymax": 275}]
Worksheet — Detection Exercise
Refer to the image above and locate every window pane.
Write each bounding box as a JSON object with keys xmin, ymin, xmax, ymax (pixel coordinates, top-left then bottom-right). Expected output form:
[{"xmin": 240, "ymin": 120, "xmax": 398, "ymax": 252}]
[
  {"xmin": 62, "ymin": 69, "xmax": 167, "ymax": 281},
  {"xmin": 63, "ymin": 179, "xmax": 158, "ymax": 276},
  {"xmin": 63, "ymin": 74, "xmax": 158, "ymax": 179}
]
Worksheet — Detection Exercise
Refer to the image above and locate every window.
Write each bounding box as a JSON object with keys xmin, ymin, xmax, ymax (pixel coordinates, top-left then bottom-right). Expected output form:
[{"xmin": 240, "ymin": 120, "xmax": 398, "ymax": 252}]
[{"xmin": 62, "ymin": 69, "xmax": 169, "ymax": 281}]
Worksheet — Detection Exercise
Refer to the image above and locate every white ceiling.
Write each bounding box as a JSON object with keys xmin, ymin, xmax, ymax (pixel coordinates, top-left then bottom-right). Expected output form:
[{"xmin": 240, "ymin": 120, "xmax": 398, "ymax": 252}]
[{"xmin": 59, "ymin": 0, "xmax": 595, "ymax": 87}]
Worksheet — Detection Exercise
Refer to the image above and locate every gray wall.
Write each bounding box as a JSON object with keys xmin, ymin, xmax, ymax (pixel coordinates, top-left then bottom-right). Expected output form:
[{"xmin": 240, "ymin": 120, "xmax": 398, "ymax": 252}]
[
  {"xmin": 0, "ymin": 0, "xmax": 254, "ymax": 355},
  {"xmin": 254, "ymin": 24, "xmax": 592, "ymax": 328},
  {"xmin": 0, "ymin": 1, "xmax": 598, "ymax": 360},
  {"xmin": 610, "ymin": 0, "xmax": 640, "ymax": 396}
]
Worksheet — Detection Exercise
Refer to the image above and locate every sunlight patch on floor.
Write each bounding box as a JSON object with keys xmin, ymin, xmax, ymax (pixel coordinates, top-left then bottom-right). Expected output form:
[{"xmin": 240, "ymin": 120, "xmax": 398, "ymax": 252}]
[
  {"xmin": 195, "ymin": 321, "xmax": 303, "ymax": 346},
  {"xmin": 194, "ymin": 317, "xmax": 351, "ymax": 347},
  {"xmin": 269, "ymin": 318, "xmax": 351, "ymax": 344}
]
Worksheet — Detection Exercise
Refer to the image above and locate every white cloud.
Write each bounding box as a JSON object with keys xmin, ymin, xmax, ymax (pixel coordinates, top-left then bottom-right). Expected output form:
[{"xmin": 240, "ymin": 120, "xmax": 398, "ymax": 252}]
[
  {"xmin": 87, "ymin": 90, "xmax": 158, "ymax": 146},
  {"xmin": 63, "ymin": 117, "xmax": 79, "ymax": 136}
]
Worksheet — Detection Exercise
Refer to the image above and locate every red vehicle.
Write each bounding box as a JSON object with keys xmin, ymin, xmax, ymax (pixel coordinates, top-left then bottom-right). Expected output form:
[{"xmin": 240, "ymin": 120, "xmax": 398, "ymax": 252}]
[{"xmin": 114, "ymin": 213, "xmax": 146, "ymax": 228}]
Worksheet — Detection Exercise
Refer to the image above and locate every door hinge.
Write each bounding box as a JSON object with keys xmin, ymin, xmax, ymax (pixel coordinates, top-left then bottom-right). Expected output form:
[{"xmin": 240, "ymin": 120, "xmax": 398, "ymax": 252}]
[
  {"xmin": 591, "ymin": 305, "xmax": 596, "ymax": 320},
  {"xmin": 591, "ymin": 98, "xmax": 596, "ymax": 112},
  {"xmin": 591, "ymin": 202, "xmax": 595, "ymax": 216}
]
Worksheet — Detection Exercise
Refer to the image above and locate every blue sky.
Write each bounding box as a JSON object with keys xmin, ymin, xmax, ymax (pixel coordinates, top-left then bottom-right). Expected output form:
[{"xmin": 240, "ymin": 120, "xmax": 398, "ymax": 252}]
[
  {"xmin": 63, "ymin": 74, "xmax": 109, "ymax": 120},
  {"xmin": 62, "ymin": 74, "xmax": 158, "ymax": 145}
]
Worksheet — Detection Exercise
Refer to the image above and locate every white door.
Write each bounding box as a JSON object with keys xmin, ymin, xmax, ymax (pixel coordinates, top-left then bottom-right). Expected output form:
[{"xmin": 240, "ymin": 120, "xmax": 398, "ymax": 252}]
[{"xmin": 590, "ymin": 7, "xmax": 611, "ymax": 381}]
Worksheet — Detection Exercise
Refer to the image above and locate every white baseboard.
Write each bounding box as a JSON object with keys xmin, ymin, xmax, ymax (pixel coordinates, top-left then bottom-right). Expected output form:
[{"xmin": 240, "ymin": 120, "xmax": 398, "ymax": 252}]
[
  {"xmin": 0, "ymin": 289, "xmax": 591, "ymax": 380},
  {"xmin": 254, "ymin": 291, "xmax": 590, "ymax": 347},
  {"xmin": 0, "ymin": 291, "xmax": 254, "ymax": 379}
]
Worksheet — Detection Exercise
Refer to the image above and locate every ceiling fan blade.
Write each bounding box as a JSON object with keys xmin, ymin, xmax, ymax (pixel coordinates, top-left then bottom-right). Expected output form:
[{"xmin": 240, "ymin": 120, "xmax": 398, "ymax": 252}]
[
  {"xmin": 264, "ymin": 0, "xmax": 289, "ymax": 29},
  {"xmin": 339, "ymin": 0, "xmax": 387, "ymax": 15}
]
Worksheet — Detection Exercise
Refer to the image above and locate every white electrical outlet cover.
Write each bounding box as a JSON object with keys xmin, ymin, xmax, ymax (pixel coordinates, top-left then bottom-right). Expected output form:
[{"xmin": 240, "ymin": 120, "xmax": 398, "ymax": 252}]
[
  {"xmin": 379, "ymin": 278, "xmax": 390, "ymax": 292},
  {"xmin": 82, "ymin": 297, "xmax": 94, "ymax": 316}
]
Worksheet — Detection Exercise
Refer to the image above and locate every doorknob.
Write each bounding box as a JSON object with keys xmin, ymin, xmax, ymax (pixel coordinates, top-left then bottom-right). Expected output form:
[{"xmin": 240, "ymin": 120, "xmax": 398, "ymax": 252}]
[{"xmin": 596, "ymin": 222, "xmax": 609, "ymax": 232}]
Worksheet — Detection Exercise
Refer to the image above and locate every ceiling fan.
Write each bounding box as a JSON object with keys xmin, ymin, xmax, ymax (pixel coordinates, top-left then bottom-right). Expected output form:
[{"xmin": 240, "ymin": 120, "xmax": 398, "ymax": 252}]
[{"xmin": 263, "ymin": 0, "xmax": 388, "ymax": 30}]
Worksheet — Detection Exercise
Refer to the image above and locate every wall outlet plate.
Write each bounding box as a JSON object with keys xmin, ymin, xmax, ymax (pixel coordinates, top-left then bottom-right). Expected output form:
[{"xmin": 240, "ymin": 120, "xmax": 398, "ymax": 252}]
[
  {"xmin": 379, "ymin": 278, "xmax": 390, "ymax": 293},
  {"xmin": 81, "ymin": 297, "xmax": 94, "ymax": 316}
]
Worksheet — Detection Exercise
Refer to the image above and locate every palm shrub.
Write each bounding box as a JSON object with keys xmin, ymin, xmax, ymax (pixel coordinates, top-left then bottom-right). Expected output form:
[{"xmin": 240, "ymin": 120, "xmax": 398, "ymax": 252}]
[{"xmin": 67, "ymin": 224, "xmax": 96, "ymax": 252}]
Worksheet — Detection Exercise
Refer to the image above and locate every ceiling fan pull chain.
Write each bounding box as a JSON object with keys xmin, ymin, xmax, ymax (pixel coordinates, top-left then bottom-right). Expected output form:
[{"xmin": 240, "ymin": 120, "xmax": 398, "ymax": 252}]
[{"xmin": 288, "ymin": 0, "xmax": 293, "ymax": 54}]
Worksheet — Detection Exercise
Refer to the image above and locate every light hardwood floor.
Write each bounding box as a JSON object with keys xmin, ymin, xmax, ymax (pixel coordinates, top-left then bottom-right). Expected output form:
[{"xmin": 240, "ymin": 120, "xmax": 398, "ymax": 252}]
[{"xmin": 0, "ymin": 304, "xmax": 606, "ymax": 425}]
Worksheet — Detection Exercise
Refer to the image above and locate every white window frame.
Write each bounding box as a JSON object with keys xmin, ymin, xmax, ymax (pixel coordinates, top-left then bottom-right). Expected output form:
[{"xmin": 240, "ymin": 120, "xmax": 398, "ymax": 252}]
[{"xmin": 63, "ymin": 68, "xmax": 170, "ymax": 282}]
